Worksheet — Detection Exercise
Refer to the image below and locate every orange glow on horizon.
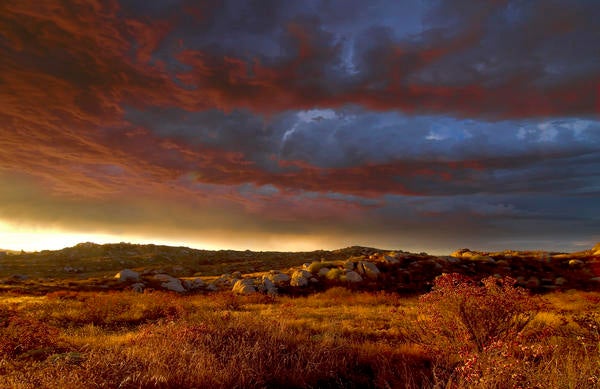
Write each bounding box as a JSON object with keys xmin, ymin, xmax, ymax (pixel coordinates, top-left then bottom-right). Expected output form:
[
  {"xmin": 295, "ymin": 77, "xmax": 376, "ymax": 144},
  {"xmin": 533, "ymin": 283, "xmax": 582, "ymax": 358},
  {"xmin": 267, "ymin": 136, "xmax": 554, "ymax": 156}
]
[
  {"xmin": 0, "ymin": 220, "xmax": 344, "ymax": 253},
  {"xmin": 0, "ymin": 221, "xmax": 223, "ymax": 252}
]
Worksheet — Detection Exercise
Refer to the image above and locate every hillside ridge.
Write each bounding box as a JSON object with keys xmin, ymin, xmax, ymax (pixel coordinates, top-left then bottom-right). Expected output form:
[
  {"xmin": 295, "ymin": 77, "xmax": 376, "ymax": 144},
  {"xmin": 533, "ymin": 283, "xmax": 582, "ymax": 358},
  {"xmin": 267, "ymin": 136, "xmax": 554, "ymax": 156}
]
[{"xmin": 1, "ymin": 241, "xmax": 599, "ymax": 295}]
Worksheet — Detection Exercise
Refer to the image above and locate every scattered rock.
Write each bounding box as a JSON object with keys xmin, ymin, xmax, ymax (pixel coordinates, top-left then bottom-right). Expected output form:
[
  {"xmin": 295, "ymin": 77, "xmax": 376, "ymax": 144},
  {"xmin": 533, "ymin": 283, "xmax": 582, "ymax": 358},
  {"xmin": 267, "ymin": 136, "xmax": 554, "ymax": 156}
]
[
  {"xmin": 318, "ymin": 267, "xmax": 331, "ymax": 277},
  {"xmin": 343, "ymin": 261, "xmax": 355, "ymax": 270},
  {"xmin": 268, "ymin": 272, "xmax": 291, "ymax": 285},
  {"xmin": 451, "ymin": 248, "xmax": 474, "ymax": 258},
  {"xmin": 344, "ymin": 271, "xmax": 363, "ymax": 283},
  {"xmin": 357, "ymin": 261, "xmax": 381, "ymax": 279},
  {"xmin": 382, "ymin": 255, "xmax": 399, "ymax": 264},
  {"xmin": 232, "ymin": 279, "xmax": 257, "ymax": 294},
  {"xmin": 290, "ymin": 270, "xmax": 311, "ymax": 287},
  {"xmin": 257, "ymin": 277, "xmax": 277, "ymax": 295},
  {"xmin": 154, "ymin": 274, "xmax": 186, "ymax": 293},
  {"xmin": 206, "ymin": 283, "xmax": 218, "ymax": 292},
  {"xmin": 445, "ymin": 256, "xmax": 461, "ymax": 264},
  {"xmin": 568, "ymin": 259, "xmax": 584, "ymax": 267},
  {"xmin": 114, "ymin": 269, "xmax": 140, "ymax": 282},
  {"xmin": 182, "ymin": 278, "xmax": 205, "ymax": 290}
]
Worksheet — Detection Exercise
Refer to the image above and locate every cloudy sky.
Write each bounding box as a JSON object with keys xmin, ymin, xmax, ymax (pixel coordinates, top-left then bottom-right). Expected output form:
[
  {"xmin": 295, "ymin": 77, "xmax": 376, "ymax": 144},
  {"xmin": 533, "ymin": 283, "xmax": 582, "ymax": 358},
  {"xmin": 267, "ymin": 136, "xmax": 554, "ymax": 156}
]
[{"xmin": 1, "ymin": 0, "xmax": 599, "ymax": 253}]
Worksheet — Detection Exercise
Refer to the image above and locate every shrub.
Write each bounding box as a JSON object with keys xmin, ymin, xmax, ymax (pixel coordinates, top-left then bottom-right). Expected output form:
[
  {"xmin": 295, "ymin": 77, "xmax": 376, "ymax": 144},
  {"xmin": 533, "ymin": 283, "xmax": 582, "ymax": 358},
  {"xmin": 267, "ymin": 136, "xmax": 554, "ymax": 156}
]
[
  {"xmin": 416, "ymin": 274, "xmax": 539, "ymax": 355},
  {"xmin": 0, "ymin": 309, "xmax": 61, "ymax": 358},
  {"xmin": 325, "ymin": 268, "xmax": 344, "ymax": 281}
]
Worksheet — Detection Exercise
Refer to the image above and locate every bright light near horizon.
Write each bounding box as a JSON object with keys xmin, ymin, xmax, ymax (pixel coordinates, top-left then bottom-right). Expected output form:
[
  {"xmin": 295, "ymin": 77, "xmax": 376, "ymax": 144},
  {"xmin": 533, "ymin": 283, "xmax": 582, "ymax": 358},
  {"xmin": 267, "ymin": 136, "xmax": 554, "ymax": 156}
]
[
  {"xmin": 0, "ymin": 221, "xmax": 222, "ymax": 252},
  {"xmin": 0, "ymin": 220, "xmax": 336, "ymax": 253}
]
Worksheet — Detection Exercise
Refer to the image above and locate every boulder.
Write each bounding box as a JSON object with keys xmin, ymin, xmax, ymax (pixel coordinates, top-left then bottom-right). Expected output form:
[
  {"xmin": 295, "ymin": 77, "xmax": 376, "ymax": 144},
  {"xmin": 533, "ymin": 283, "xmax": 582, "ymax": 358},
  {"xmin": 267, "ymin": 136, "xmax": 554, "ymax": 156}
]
[
  {"xmin": 569, "ymin": 259, "xmax": 584, "ymax": 267},
  {"xmin": 232, "ymin": 279, "xmax": 257, "ymax": 294},
  {"xmin": 357, "ymin": 261, "xmax": 381, "ymax": 279},
  {"xmin": 268, "ymin": 272, "xmax": 291, "ymax": 285},
  {"xmin": 182, "ymin": 278, "xmax": 206, "ymax": 290},
  {"xmin": 257, "ymin": 277, "xmax": 277, "ymax": 295},
  {"xmin": 290, "ymin": 270, "xmax": 311, "ymax": 287},
  {"xmin": 479, "ymin": 256, "xmax": 496, "ymax": 264},
  {"xmin": 206, "ymin": 283, "xmax": 218, "ymax": 292},
  {"xmin": 317, "ymin": 267, "xmax": 331, "ymax": 277},
  {"xmin": 382, "ymin": 255, "xmax": 399, "ymax": 264},
  {"xmin": 343, "ymin": 261, "xmax": 355, "ymax": 270},
  {"xmin": 114, "ymin": 269, "xmax": 140, "ymax": 282},
  {"xmin": 451, "ymin": 248, "xmax": 473, "ymax": 258},
  {"xmin": 445, "ymin": 256, "xmax": 461, "ymax": 264},
  {"xmin": 154, "ymin": 274, "xmax": 186, "ymax": 293},
  {"xmin": 344, "ymin": 271, "xmax": 363, "ymax": 283}
]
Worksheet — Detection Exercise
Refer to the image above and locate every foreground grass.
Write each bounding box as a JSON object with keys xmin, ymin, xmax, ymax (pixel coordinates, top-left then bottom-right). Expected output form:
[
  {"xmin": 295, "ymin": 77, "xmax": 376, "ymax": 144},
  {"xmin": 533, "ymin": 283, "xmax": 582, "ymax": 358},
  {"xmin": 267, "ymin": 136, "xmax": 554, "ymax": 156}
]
[{"xmin": 1, "ymin": 284, "xmax": 599, "ymax": 388}]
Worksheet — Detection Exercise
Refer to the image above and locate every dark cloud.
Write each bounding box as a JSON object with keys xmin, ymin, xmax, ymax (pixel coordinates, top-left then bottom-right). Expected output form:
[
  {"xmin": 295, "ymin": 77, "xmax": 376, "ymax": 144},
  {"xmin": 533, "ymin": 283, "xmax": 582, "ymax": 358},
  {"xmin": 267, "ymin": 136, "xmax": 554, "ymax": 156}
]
[{"xmin": 0, "ymin": 0, "xmax": 598, "ymax": 252}]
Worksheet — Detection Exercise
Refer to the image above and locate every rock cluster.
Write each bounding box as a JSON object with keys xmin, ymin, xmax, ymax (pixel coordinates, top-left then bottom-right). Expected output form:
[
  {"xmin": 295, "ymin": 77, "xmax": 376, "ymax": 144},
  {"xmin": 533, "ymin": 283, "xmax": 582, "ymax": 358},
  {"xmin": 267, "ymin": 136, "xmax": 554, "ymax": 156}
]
[{"xmin": 108, "ymin": 243, "xmax": 600, "ymax": 295}]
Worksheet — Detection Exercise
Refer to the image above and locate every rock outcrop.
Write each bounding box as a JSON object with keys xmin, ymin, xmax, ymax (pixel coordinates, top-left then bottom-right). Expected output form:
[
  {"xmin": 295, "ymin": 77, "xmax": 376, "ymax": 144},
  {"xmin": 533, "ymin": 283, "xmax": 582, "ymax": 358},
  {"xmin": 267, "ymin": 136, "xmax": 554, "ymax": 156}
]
[
  {"xmin": 154, "ymin": 274, "xmax": 186, "ymax": 293},
  {"xmin": 356, "ymin": 261, "xmax": 380, "ymax": 280},
  {"xmin": 344, "ymin": 271, "xmax": 363, "ymax": 283},
  {"xmin": 232, "ymin": 279, "xmax": 257, "ymax": 294},
  {"xmin": 114, "ymin": 269, "xmax": 140, "ymax": 282},
  {"xmin": 290, "ymin": 270, "xmax": 311, "ymax": 287},
  {"xmin": 268, "ymin": 271, "xmax": 291, "ymax": 285},
  {"xmin": 182, "ymin": 277, "xmax": 205, "ymax": 290}
]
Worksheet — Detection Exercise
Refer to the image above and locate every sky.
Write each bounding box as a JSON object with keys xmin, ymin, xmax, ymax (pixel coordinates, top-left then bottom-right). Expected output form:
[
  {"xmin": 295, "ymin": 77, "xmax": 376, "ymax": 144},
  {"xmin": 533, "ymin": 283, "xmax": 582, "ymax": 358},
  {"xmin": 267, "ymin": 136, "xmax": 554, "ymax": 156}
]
[{"xmin": 0, "ymin": 0, "xmax": 599, "ymax": 254}]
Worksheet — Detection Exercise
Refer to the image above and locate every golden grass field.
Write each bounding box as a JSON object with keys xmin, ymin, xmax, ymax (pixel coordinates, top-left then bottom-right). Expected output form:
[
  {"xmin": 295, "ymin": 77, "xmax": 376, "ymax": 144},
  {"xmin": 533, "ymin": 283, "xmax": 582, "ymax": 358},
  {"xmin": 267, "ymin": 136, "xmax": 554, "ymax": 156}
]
[{"xmin": 1, "ymin": 279, "xmax": 599, "ymax": 388}]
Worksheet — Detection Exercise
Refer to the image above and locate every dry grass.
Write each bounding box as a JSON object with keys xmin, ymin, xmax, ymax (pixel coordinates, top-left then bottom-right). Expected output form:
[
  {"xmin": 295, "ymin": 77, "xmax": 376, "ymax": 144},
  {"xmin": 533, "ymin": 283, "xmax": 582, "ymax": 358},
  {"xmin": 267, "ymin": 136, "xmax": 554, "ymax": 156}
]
[{"xmin": 1, "ymin": 281, "xmax": 599, "ymax": 388}]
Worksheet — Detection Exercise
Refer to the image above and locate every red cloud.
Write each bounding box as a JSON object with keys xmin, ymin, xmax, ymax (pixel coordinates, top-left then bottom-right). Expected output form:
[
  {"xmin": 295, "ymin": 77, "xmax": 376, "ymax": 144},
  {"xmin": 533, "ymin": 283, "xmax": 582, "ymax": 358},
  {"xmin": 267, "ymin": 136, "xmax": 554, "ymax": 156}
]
[{"xmin": 0, "ymin": 0, "xmax": 597, "ymax": 208}]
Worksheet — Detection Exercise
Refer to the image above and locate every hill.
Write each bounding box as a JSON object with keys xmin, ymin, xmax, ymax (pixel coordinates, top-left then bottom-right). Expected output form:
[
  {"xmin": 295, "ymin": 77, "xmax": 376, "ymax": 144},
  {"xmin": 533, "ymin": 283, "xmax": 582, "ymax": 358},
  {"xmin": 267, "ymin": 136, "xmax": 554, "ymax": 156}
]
[{"xmin": 0, "ymin": 241, "xmax": 599, "ymax": 295}]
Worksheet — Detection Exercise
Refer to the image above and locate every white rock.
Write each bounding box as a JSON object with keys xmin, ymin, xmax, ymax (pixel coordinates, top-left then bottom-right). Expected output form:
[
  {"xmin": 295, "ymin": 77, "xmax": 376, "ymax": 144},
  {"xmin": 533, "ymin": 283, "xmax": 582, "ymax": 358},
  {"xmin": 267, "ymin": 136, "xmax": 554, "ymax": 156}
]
[
  {"xmin": 154, "ymin": 274, "xmax": 186, "ymax": 293},
  {"xmin": 114, "ymin": 269, "xmax": 140, "ymax": 282},
  {"xmin": 232, "ymin": 279, "xmax": 257, "ymax": 294},
  {"xmin": 344, "ymin": 271, "xmax": 363, "ymax": 283}
]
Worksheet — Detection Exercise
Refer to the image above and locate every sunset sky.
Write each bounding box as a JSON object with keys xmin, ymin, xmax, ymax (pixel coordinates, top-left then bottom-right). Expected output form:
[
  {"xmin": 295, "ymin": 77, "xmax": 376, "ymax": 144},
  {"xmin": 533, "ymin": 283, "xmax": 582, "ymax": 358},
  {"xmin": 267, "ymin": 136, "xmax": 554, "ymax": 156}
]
[{"xmin": 1, "ymin": 0, "xmax": 599, "ymax": 253}]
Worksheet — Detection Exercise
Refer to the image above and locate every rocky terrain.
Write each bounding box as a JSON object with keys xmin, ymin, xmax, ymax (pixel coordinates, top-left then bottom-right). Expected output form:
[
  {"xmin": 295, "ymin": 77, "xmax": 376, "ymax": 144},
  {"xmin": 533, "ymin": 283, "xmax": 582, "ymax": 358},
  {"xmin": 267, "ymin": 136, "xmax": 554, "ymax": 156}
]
[{"xmin": 1, "ymin": 242, "xmax": 599, "ymax": 295}]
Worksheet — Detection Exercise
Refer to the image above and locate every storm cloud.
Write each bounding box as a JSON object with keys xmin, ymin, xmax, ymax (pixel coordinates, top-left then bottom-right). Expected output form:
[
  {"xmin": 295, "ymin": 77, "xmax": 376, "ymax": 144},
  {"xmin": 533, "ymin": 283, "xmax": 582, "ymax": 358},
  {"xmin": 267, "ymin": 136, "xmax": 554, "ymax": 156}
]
[{"xmin": 0, "ymin": 0, "xmax": 598, "ymax": 252}]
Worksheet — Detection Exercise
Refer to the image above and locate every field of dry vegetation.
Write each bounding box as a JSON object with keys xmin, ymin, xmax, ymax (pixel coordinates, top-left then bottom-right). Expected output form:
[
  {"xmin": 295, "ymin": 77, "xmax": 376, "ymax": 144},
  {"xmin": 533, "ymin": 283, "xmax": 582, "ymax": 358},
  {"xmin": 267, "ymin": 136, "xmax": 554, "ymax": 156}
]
[{"xmin": 1, "ymin": 273, "xmax": 599, "ymax": 388}]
